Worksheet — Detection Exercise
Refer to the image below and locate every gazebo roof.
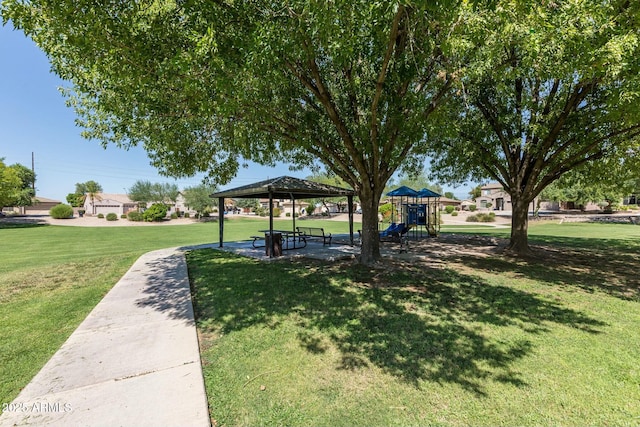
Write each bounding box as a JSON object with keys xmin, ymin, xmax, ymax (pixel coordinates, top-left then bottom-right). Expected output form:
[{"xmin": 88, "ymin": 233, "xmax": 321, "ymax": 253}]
[{"xmin": 210, "ymin": 176, "xmax": 355, "ymax": 200}]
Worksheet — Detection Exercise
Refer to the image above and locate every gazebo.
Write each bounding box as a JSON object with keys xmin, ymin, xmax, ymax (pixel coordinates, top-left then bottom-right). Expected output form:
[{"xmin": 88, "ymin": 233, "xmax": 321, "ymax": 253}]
[{"xmin": 210, "ymin": 176, "xmax": 356, "ymax": 256}]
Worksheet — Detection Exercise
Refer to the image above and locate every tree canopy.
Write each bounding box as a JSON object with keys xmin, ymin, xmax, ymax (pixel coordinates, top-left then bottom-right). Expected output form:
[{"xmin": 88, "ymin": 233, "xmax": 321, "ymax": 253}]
[
  {"xmin": 429, "ymin": 1, "xmax": 640, "ymax": 253},
  {"xmin": 182, "ymin": 183, "xmax": 218, "ymax": 215},
  {"xmin": 4, "ymin": 1, "xmax": 640, "ymax": 260},
  {"xmin": 3, "ymin": 0, "xmax": 471, "ymax": 263},
  {"xmin": 74, "ymin": 180, "xmax": 103, "ymax": 208},
  {"xmin": 128, "ymin": 180, "xmax": 180, "ymax": 205}
]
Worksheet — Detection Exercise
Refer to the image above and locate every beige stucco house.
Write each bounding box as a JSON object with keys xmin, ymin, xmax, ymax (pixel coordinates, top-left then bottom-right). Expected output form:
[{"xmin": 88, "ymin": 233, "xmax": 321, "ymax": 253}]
[
  {"xmin": 475, "ymin": 183, "xmax": 535, "ymax": 212},
  {"xmin": 475, "ymin": 183, "xmax": 605, "ymax": 212},
  {"xmin": 83, "ymin": 193, "xmax": 138, "ymax": 216}
]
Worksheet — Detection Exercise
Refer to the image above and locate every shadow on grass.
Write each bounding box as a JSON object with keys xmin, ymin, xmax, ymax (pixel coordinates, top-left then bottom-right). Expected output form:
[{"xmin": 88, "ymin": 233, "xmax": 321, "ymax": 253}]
[
  {"xmin": 453, "ymin": 235, "xmax": 640, "ymax": 302},
  {"xmin": 0, "ymin": 219, "xmax": 49, "ymax": 229},
  {"xmin": 187, "ymin": 249, "xmax": 604, "ymax": 395}
]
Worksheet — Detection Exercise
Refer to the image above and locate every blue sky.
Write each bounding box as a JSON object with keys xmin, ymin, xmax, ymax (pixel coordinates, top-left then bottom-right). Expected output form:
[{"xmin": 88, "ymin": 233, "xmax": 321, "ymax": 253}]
[{"xmin": 1, "ymin": 22, "xmax": 470, "ymax": 202}]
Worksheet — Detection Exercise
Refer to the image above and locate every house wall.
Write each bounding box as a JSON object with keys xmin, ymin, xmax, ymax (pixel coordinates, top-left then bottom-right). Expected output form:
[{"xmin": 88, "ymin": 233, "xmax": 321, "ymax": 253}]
[
  {"xmin": 83, "ymin": 194, "xmax": 138, "ymax": 216},
  {"xmin": 476, "ymin": 185, "xmax": 535, "ymax": 212}
]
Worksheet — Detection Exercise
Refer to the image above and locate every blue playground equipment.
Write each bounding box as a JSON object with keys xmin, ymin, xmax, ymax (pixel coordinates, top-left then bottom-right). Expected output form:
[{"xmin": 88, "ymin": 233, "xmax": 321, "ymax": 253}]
[{"xmin": 382, "ymin": 186, "xmax": 441, "ymax": 239}]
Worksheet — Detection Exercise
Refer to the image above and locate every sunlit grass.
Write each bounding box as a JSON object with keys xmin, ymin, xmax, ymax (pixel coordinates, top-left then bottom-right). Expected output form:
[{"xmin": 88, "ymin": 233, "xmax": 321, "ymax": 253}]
[
  {"xmin": 188, "ymin": 222, "xmax": 640, "ymax": 426},
  {"xmin": 0, "ymin": 216, "xmax": 359, "ymax": 408}
]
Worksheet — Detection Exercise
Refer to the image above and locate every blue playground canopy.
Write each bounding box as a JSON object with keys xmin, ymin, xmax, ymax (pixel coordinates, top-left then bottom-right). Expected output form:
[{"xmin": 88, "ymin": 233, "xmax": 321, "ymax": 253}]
[
  {"xmin": 386, "ymin": 186, "xmax": 420, "ymax": 197},
  {"xmin": 417, "ymin": 188, "xmax": 441, "ymax": 198}
]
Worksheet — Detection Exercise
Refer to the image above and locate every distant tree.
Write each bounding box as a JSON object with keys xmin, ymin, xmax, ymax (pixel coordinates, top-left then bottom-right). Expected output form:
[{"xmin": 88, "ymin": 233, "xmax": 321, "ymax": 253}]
[
  {"xmin": 75, "ymin": 180, "xmax": 103, "ymax": 212},
  {"xmin": 386, "ymin": 170, "xmax": 443, "ymax": 195},
  {"xmin": 182, "ymin": 184, "xmax": 218, "ymax": 215},
  {"xmin": 0, "ymin": 159, "xmax": 36, "ymax": 210},
  {"xmin": 66, "ymin": 193, "xmax": 83, "ymax": 207},
  {"xmin": 154, "ymin": 182, "xmax": 180, "ymax": 205},
  {"xmin": 9, "ymin": 164, "xmax": 35, "ymax": 207},
  {"xmin": 444, "ymin": 192, "xmax": 456, "ymax": 200},
  {"xmin": 128, "ymin": 180, "xmax": 180, "ymax": 205},
  {"xmin": 304, "ymin": 173, "xmax": 352, "ymax": 214},
  {"xmin": 540, "ymin": 167, "xmax": 638, "ymax": 212},
  {"xmin": 127, "ymin": 180, "xmax": 155, "ymax": 204},
  {"xmin": 468, "ymin": 185, "xmax": 482, "ymax": 201},
  {"xmin": 0, "ymin": 158, "xmax": 21, "ymax": 210}
]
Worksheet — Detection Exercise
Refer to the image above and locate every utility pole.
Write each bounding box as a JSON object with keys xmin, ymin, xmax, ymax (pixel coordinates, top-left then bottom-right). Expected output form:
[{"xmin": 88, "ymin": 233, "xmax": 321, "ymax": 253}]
[{"xmin": 31, "ymin": 152, "xmax": 36, "ymax": 192}]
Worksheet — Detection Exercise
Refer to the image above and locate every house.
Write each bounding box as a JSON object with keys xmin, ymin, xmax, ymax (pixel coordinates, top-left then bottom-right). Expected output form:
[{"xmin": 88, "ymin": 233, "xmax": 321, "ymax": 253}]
[
  {"xmin": 2, "ymin": 196, "xmax": 61, "ymax": 215},
  {"xmin": 254, "ymin": 198, "xmax": 310, "ymax": 216},
  {"xmin": 83, "ymin": 193, "xmax": 137, "ymax": 216},
  {"xmin": 439, "ymin": 197, "xmax": 462, "ymax": 210},
  {"xmin": 475, "ymin": 183, "xmax": 604, "ymax": 212},
  {"xmin": 475, "ymin": 183, "xmax": 537, "ymax": 212}
]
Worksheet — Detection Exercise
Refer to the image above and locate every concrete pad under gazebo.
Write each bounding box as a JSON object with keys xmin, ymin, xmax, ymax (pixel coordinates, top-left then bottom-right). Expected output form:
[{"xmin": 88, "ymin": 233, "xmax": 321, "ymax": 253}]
[{"xmin": 210, "ymin": 176, "xmax": 356, "ymax": 258}]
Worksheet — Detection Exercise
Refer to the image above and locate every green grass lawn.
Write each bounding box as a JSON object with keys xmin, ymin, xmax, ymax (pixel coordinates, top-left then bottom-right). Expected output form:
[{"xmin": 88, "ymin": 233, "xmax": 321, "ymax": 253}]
[
  {"xmin": 188, "ymin": 221, "xmax": 640, "ymax": 426},
  {"xmin": 2, "ymin": 217, "xmax": 640, "ymax": 425},
  {"xmin": 0, "ymin": 216, "xmax": 356, "ymax": 408}
]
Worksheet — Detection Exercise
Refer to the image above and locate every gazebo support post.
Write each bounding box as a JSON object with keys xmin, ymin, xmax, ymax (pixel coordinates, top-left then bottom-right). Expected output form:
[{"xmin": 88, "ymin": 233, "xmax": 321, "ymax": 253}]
[
  {"xmin": 348, "ymin": 195, "xmax": 354, "ymax": 245},
  {"xmin": 218, "ymin": 197, "xmax": 224, "ymax": 247},
  {"xmin": 268, "ymin": 188, "xmax": 274, "ymax": 258},
  {"xmin": 291, "ymin": 193, "xmax": 296, "ymax": 233}
]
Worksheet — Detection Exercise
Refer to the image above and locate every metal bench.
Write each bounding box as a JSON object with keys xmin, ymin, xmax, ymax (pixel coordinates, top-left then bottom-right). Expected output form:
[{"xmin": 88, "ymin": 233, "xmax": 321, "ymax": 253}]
[
  {"xmin": 250, "ymin": 235, "xmax": 265, "ymax": 248},
  {"xmin": 296, "ymin": 226, "xmax": 332, "ymax": 245}
]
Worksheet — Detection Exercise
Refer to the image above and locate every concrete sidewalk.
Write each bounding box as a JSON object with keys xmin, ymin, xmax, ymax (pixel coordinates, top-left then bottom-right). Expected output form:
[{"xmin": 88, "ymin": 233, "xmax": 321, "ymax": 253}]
[{"xmin": 0, "ymin": 248, "xmax": 210, "ymax": 427}]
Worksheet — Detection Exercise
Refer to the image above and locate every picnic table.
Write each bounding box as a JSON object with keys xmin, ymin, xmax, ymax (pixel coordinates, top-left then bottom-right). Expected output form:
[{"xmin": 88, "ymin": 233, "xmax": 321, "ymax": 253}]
[{"xmin": 252, "ymin": 230, "xmax": 308, "ymax": 252}]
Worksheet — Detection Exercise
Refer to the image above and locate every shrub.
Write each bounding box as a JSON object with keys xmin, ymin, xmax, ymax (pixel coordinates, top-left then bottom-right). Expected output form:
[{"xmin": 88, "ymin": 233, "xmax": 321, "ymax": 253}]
[
  {"xmin": 142, "ymin": 203, "xmax": 168, "ymax": 222},
  {"xmin": 451, "ymin": 211, "xmax": 458, "ymax": 217},
  {"xmin": 106, "ymin": 213, "xmax": 118, "ymax": 221},
  {"xmin": 273, "ymin": 207, "xmax": 282, "ymax": 217},
  {"xmin": 170, "ymin": 213, "xmax": 178, "ymax": 219},
  {"xmin": 469, "ymin": 204, "xmax": 477, "ymax": 212},
  {"xmin": 445, "ymin": 205, "xmax": 455, "ymax": 214},
  {"xmin": 49, "ymin": 204, "xmax": 74, "ymax": 219},
  {"xmin": 121, "ymin": 214, "xmax": 127, "ymax": 219},
  {"xmin": 97, "ymin": 213, "xmax": 104, "ymax": 219},
  {"xmin": 127, "ymin": 211, "xmax": 143, "ymax": 222},
  {"xmin": 466, "ymin": 212, "xmax": 496, "ymax": 223},
  {"xmin": 378, "ymin": 203, "xmax": 396, "ymax": 221},
  {"xmin": 184, "ymin": 212, "xmax": 190, "ymax": 218},
  {"xmin": 286, "ymin": 212, "xmax": 291, "ymax": 217}
]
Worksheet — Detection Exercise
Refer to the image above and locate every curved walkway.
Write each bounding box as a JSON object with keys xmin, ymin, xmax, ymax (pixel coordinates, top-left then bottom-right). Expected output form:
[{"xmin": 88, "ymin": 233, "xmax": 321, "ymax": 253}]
[{"xmin": 0, "ymin": 248, "xmax": 210, "ymax": 427}]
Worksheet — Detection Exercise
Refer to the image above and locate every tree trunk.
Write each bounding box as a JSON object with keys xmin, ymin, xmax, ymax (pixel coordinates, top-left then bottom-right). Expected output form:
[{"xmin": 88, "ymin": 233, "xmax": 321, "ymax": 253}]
[
  {"xmin": 358, "ymin": 188, "xmax": 382, "ymax": 265},
  {"xmin": 507, "ymin": 195, "xmax": 532, "ymax": 255}
]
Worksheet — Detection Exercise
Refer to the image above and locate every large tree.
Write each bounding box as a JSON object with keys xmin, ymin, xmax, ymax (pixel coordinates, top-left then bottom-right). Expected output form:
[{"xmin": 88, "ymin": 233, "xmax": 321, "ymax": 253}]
[
  {"xmin": 0, "ymin": 159, "xmax": 35, "ymax": 210},
  {"xmin": 2, "ymin": 1, "xmax": 470, "ymax": 264},
  {"xmin": 0, "ymin": 158, "xmax": 21, "ymax": 210},
  {"xmin": 7, "ymin": 163, "xmax": 35, "ymax": 208},
  {"xmin": 430, "ymin": 1, "xmax": 640, "ymax": 254}
]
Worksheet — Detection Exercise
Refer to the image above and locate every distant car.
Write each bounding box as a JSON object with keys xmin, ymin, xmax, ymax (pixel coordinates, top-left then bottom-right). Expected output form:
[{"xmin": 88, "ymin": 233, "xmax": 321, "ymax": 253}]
[{"xmin": 355, "ymin": 208, "xmax": 362, "ymax": 214}]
